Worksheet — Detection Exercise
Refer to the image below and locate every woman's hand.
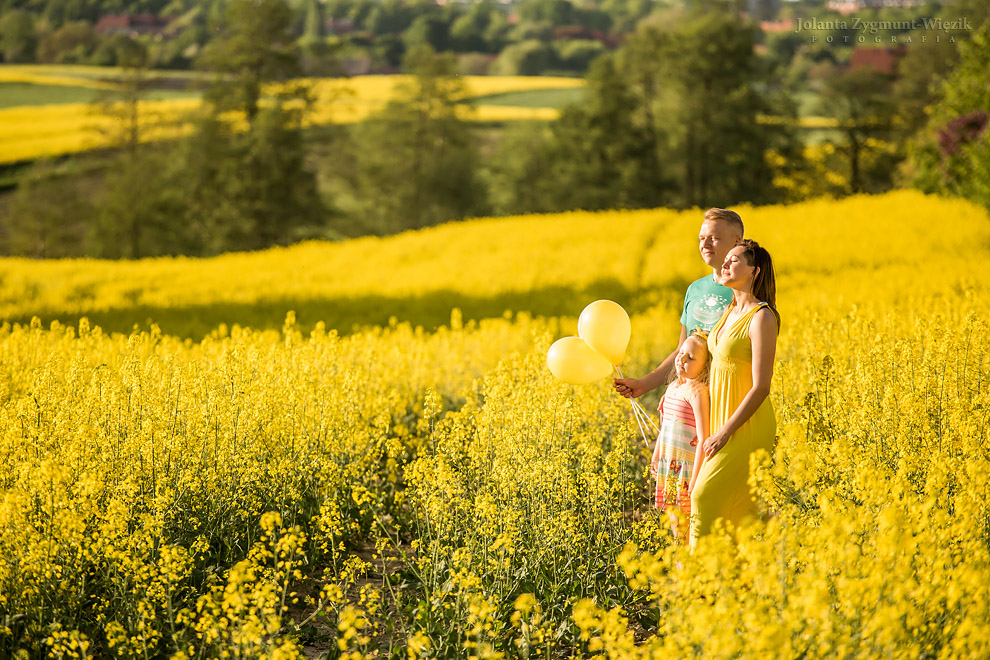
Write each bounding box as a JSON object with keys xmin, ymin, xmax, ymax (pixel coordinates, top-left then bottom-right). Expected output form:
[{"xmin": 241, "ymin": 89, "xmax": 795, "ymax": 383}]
[
  {"xmin": 649, "ymin": 460, "xmax": 658, "ymax": 478},
  {"xmin": 613, "ymin": 377, "xmax": 646, "ymax": 398},
  {"xmin": 703, "ymin": 430, "xmax": 729, "ymax": 458}
]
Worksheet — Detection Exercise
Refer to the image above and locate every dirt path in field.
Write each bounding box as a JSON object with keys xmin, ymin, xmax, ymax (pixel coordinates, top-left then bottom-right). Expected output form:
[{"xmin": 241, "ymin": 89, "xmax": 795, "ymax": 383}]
[{"xmin": 630, "ymin": 217, "xmax": 666, "ymax": 312}]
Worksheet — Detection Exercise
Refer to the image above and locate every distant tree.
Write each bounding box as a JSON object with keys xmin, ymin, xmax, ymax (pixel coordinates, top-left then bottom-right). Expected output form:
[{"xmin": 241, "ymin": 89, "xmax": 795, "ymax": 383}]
[
  {"xmin": 493, "ymin": 4, "xmax": 795, "ymax": 213},
  {"xmin": 481, "ymin": 8, "xmax": 510, "ymax": 49},
  {"xmin": 574, "ymin": 6, "xmax": 612, "ymax": 32},
  {"xmin": 88, "ymin": 41, "xmax": 196, "ymax": 258},
  {"xmin": 230, "ymin": 102, "xmax": 326, "ymax": 248},
  {"xmin": 553, "ymin": 39, "xmax": 605, "ymax": 72},
  {"xmin": 449, "ymin": 1, "xmax": 505, "ymax": 53},
  {"xmin": 83, "ymin": 0, "xmax": 328, "ymax": 257},
  {"xmin": 2, "ymin": 162, "xmax": 93, "ymax": 258},
  {"xmin": 155, "ymin": 17, "xmax": 208, "ymax": 69},
  {"xmin": 506, "ymin": 20, "xmax": 554, "ymax": 44},
  {"xmin": 892, "ymin": 35, "xmax": 959, "ymax": 138},
  {"xmin": 599, "ymin": 0, "xmax": 652, "ymax": 33},
  {"xmin": 96, "ymin": 38, "xmax": 152, "ymax": 152},
  {"xmin": 537, "ymin": 54, "xmax": 668, "ymax": 211},
  {"xmin": 491, "ymin": 39, "xmax": 553, "ymax": 75},
  {"xmin": 300, "ymin": 0, "xmax": 325, "ymax": 50},
  {"xmin": 325, "ymin": 0, "xmax": 377, "ymax": 28},
  {"xmin": 911, "ymin": 20, "xmax": 990, "ymax": 209},
  {"xmin": 366, "ymin": 0, "xmax": 418, "ymax": 37},
  {"xmin": 449, "ymin": 7, "xmax": 483, "ymax": 52},
  {"xmin": 486, "ymin": 122, "xmax": 556, "ymax": 215},
  {"xmin": 517, "ymin": 0, "xmax": 576, "ymax": 28},
  {"xmin": 402, "ymin": 13, "xmax": 450, "ymax": 53},
  {"xmin": 763, "ymin": 30, "xmax": 804, "ymax": 74},
  {"xmin": 160, "ymin": 90, "xmax": 326, "ymax": 254},
  {"xmin": 300, "ymin": 0, "xmax": 343, "ymax": 75},
  {"xmin": 0, "ymin": 10, "xmax": 37, "ymax": 62},
  {"xmin": 91, "ymin": 147, "xmax": 187, "ymax": 258},
  {"xmin": 171, "ymin": 116, "xmax": 246, "ymax": 255},
  {"xmin": 370, "ymin": 34, "xmax": 405, "ymax": 70},
  {"xmin": 347, "ymin": 46, "xmax": 487, "ymax": 233},
  {"xmin": 820, "ymin": 67, "xmax": 898, "ymax": 194},
  {"xmin": 37, "ymin": 21, "xmax": 98, "ymax": 63},
  {"xmin": 654, "ymin": 10, "xmax": 784, "ymax": 206},
  {"xmin": 197, "ymin": 0, "xmax": 300, "ymax": 123},
  {"xmin": 457, "ymin": 52, "xmax": 492, "ymax": 75}
]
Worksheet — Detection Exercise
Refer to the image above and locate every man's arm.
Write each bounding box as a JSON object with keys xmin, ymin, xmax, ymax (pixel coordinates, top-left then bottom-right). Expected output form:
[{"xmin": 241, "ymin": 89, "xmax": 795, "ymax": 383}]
[{"xmin": 613, "ymin": 325, "xmax": 687, "ymax": 398}]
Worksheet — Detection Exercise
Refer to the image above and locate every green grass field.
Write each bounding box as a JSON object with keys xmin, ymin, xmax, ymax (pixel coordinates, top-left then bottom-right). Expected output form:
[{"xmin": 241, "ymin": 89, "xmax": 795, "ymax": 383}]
[
  {"xmin": 468, "ymin": 86, "xmax": 587, "ymax": 109},
  {"xmin": 1, "ymin": 81, "xmax": 578, "ymax": 112},
  {"xmin": 0, "ymin": 82, "xmax": 103, "ymax": 108},
  {"xmin": 0, "ymin": 82, "xmax": 201, "ymax": 108}
]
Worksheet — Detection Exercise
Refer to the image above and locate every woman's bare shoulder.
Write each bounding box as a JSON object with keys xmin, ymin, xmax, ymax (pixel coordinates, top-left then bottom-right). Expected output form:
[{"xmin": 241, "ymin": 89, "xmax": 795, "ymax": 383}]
[{"xmin": 752, "ymin": 306, "xmax": 779, "ymax": 333}]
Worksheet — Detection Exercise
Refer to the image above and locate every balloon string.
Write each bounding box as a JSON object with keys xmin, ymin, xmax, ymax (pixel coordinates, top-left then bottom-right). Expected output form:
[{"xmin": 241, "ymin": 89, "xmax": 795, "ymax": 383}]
[
  {"xmin": 615, "ymin": 365, "xmax": 661, "ymax": 434},
  {"xmin": 630, "ymin": 398, "xmax": 651, "ymax": 447},
  {"xmin": 633, "ymin": 402, "xmax": 654, "ymax": 446},
  {"xmin": 632, "ymin": 406, "xmax": 650, "ymax": 447},
  {"xmin": 634, "ymin": 400, "xmax": 659, "ymax": 437},
  {"xmin": 634, "ymin": 400, "xmax": 661, "ymax": 434},
  {"xmin": 615, "ymin": 365, "xmax": 653, "ymax": 447}
]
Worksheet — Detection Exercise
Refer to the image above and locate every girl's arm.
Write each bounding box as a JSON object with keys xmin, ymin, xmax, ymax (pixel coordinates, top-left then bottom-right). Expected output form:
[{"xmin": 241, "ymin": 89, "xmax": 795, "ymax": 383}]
[
  {"xmin": 703, "ymin": 309, "xmax": 777, "ymax": 458},
  {"xmin": 688, "ymin": 387, "xmax": 710, "ymax": 493},
  {"xmin": 649, "ymin": 394, "xmax": 666, "ymax": 477}
]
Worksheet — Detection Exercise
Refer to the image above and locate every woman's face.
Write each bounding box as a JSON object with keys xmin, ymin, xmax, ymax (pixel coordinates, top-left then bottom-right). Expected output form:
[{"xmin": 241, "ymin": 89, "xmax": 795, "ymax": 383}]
[
  {"xmin": 719, "ymin": 245, "xmax": 757, "ymax": 290},
  {"xmin": 675, "ymin": 337, "xmax": 707, "ymax": 381}
]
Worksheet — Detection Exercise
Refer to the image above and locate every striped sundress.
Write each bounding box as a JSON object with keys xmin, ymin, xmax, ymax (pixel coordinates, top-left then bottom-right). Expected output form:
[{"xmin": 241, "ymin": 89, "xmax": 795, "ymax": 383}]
[{"xmin": 654, "ymin": 387, "xmax": 700, "ymax": 516}]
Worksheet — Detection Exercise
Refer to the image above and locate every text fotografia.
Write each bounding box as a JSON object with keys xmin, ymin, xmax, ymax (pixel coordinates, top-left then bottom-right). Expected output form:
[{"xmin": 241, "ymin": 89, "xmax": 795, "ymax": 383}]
[{"xmin": 795, "ymin": 17, "xmax": 972, "ymax": 43}]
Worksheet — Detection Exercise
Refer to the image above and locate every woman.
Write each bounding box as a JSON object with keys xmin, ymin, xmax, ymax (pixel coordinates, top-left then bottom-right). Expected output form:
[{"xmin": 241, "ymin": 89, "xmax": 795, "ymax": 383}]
[{"xmin": 690, "ymin": 239, "xmax": 780, "ymax": 546}]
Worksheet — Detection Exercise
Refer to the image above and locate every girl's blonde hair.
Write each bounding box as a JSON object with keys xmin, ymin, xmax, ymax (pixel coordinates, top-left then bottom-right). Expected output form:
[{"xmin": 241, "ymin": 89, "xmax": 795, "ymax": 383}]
[{"xmin": 669, "ymin": 329, "xmax": 711, "ymax": 389}]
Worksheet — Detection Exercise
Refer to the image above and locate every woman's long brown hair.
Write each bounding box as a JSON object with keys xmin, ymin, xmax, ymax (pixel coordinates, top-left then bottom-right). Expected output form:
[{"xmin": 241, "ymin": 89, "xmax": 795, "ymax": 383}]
[{"xmin": 739, "ymin": 239, "xmax": 781, "ymax": 329}]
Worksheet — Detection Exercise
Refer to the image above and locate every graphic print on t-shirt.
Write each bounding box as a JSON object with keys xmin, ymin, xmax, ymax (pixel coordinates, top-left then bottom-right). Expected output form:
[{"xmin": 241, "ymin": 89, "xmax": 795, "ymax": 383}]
[
  {"xmin": 682, "ymin": 274, "xmax": 734, "ymax": 332},
  {"xmin": 693, "ymin": 293, "xmax": 729, "ymax": 326}
]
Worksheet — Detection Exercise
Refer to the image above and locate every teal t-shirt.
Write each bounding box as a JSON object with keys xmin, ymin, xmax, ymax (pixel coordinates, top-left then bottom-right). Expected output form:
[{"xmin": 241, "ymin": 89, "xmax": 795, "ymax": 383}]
[{"xmin": 680, "ymin": 274, "xmax": 733, "ymax": 332}]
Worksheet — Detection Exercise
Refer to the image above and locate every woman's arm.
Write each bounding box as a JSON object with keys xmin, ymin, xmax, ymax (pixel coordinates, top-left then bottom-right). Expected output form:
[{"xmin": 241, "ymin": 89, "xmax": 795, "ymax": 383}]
[
  {"xmin": 688, "ymin": 388, "xmax": 710, "ymax": 493},
  {"xmin": 703, "ymin": 309, "xmax": 777, "ymax": 458}
]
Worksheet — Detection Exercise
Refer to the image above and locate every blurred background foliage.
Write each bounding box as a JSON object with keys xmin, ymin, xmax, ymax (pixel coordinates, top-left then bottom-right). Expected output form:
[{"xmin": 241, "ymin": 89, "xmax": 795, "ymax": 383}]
[{"xmin": 0, "ymin": 0, "xmax": 988, "ymax": 259}]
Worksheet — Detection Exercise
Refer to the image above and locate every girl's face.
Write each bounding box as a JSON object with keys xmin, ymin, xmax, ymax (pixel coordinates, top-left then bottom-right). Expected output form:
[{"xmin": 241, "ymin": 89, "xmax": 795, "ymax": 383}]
[
  {"xmin": 719, "ymin": 245, "xmax": 757, "ymax": 290},
  {"xmin": 675, "ymin": 337, "xmax": 707, "ymax": 381}
]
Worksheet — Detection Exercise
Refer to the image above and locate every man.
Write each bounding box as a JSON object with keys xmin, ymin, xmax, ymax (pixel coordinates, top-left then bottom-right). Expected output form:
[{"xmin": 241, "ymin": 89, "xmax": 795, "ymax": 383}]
[{"xmin": 613, "ymin": 208, "xmax": 743, "ymax": 398}]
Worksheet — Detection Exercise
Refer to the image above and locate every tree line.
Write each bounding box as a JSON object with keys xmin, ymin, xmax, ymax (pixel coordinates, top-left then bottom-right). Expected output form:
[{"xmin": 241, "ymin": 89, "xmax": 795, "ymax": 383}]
[
  {"xmin": 0, "ymin": 0, "xmax": 652, "ymax": 75},
  {"xmin": 1, "ymin": 0, "xmax": 977, "ymax": 77},
  {"xmin": 1, "ymin": 0, "xmax": 989, "ymax": 259}
]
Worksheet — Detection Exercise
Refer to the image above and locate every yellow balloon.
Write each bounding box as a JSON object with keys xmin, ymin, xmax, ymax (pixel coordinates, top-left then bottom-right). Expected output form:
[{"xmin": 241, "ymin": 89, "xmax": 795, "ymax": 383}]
[
  {"xmin": 578, "ymin": 300, "xmax": 631, "ymax": 365},
  {"xmin": 546, "ymin": 336, "xmax": 614, "ymax": 385}
]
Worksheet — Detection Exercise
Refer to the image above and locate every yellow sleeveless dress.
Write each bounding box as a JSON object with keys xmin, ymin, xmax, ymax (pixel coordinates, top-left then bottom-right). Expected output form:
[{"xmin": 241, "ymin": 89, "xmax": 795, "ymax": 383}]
[{"xmin": 690, "ymin": 302, "xmax": 776, "ymax": 545}]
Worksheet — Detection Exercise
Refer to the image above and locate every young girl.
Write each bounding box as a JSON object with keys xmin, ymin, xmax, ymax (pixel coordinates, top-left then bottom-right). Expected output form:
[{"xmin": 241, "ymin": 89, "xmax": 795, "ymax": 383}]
[{"xmin": 650, "ymin": 330, "xmax": 711, "ymax": 542}]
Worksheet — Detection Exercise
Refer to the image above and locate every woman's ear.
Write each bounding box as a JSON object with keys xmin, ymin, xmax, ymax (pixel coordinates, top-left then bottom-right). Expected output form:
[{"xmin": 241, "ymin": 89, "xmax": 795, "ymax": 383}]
[{"xmin": 753, "ymin": 266, "xmax": 760, "ymax": 281}]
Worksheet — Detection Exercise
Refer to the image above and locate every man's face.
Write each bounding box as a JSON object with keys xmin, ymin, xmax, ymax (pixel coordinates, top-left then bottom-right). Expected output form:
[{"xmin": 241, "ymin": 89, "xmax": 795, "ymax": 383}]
[{"xmin": 698, "ymin": 220, "xmax": 740, "ymax": 269}]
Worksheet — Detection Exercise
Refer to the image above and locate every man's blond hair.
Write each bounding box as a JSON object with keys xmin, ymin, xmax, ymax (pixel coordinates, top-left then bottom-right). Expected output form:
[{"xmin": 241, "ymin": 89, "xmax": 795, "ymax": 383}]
[{"xmin": 703, "ymin": 208, "xmax": 744, "ymax": 237}]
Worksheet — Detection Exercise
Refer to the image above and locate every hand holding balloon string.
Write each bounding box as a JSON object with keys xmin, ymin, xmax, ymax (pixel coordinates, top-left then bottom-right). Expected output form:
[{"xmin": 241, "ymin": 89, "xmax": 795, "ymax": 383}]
[{"xmin": 546, "ymin": 300, "xmax": 658, "ymax": 446}]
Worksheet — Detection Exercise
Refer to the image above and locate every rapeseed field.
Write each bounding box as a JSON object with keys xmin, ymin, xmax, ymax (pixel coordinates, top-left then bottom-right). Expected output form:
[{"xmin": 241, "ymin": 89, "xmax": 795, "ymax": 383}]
[
  {"xmin": 1, "ymin": 190, "xmax": 989, "ymax": 658},
  {"xmin": 0, "ymin": 66, "xmax": 583, "ymax": 163}
]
